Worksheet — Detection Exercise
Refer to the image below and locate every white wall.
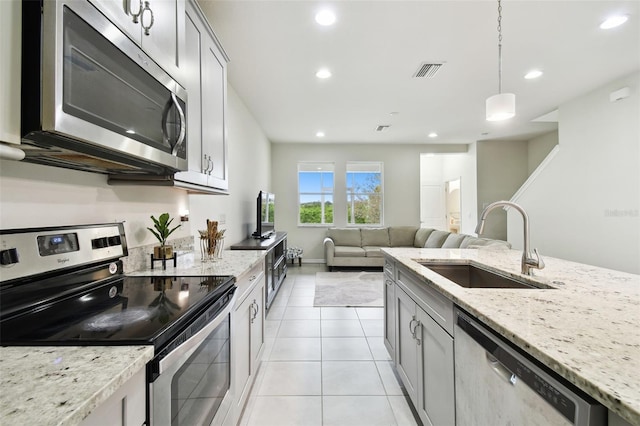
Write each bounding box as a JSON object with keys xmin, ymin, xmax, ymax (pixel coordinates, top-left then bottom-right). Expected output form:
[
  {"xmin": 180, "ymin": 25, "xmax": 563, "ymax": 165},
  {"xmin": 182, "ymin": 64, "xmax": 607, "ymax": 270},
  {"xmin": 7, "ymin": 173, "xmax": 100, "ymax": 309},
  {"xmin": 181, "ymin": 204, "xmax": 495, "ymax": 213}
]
[
  {"xmin": 0, "ymin": 160, "xmax": 190, "ymax": 248},
  {"xmin": 508, "ymin": 72, "xmax": 640, "ymax": 274},
  {"xmin": 189, "ymin": 86, "xmax": 271, "ymax": 247},
  {"xmin": 271, "ymin": 143, "xmax": 468, "ymax": 261},
  {"xmin": 420, "ymin": 146, "xmax": 479, "ymax": 236},
  {"xmin": 441, "ymin": 144, "xmax": 478, "ymax": 235}
]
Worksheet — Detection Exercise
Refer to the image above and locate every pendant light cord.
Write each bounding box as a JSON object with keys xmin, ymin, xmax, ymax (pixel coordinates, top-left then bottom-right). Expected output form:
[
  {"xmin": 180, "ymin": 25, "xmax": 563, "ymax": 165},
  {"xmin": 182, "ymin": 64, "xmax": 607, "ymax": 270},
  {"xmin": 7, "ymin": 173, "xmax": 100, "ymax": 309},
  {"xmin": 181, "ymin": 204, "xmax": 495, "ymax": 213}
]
[{"xmin": 497, "ymin": 0, "xmax": 503, "ymax": 94}]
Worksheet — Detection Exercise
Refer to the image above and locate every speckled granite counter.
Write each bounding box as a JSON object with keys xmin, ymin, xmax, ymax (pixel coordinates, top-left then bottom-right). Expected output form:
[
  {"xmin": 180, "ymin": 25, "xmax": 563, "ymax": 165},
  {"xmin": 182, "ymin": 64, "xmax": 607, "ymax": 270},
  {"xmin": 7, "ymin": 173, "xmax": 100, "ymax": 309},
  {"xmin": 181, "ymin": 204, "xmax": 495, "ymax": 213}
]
[
  {"xmin": 126, "ymin": 249, "xmax": 266, "ymax": 278},
  {"xmin": 0, "ymin": 250, "xmax": 264, "ymax": 426},
  {"xmin": 0, "ymin": 345, "xmax": 153, "ymax": 426},
  {"xmin": 382, "ymin": 247, "xmax": 640, "ymax": 425}
]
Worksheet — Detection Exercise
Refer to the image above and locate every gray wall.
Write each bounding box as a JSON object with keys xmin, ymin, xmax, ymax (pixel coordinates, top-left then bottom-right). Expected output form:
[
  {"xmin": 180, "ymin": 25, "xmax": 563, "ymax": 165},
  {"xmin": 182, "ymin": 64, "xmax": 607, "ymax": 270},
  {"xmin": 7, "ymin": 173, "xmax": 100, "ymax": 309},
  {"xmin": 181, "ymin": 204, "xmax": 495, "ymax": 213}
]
[
  {"xmin": 271, "ymin": 143, "xmax": 467, "ymax": 261},
  {"xmin": 508, "ymin": 72, "xmax": 640, "ymax": 274},
  {"xmin": 528, "ymin": 131, "xmax": 558, "ymax": 175},
  {"xmin": 476, "ymin": 140, "xmax": 529, "ymax": 240}
]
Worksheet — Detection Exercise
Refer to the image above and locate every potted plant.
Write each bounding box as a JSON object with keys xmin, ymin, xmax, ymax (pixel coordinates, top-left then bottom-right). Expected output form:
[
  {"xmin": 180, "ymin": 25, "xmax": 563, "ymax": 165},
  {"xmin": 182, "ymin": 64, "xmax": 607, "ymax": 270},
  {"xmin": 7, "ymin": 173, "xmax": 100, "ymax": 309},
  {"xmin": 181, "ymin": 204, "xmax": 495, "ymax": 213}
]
[{"xmin": 147, "ymin": 213, "xmax": 181, "ymax": 259}]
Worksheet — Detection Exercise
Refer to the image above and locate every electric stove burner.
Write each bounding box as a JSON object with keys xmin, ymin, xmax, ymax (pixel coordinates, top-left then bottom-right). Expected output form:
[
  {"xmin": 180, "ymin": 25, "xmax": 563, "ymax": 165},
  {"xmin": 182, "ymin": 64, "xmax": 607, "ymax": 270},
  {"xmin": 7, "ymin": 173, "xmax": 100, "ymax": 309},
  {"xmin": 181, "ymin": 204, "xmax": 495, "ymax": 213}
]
[{"xmin": 82, "ymin": 308, "xmax": 153, "ymax": 331}]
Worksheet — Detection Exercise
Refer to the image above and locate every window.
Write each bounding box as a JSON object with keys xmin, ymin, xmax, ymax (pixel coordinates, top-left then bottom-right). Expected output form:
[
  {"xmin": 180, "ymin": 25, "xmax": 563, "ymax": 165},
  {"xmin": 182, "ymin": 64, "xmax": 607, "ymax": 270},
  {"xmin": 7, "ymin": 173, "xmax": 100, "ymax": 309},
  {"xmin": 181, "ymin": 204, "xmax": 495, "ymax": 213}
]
[
  {"xmin": 298, "ymin": 162, "xmax": 334, "ymax": 225},
  {"xmin": 346, "ymin": 162, "xmax": 383, "ymax": 225}
]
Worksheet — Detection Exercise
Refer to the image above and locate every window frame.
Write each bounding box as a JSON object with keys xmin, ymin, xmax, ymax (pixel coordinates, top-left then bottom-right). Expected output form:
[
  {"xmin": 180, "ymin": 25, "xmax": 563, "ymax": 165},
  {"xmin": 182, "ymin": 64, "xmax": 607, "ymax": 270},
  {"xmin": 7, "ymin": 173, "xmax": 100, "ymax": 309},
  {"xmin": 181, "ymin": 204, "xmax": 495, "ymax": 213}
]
[
  {"xmin": 297, "ymin": 162, "xmax": 335, "ymax": 227},
  {"xmin": 345, "ymin": 161, "xmax": 384, "ymax": 226}
]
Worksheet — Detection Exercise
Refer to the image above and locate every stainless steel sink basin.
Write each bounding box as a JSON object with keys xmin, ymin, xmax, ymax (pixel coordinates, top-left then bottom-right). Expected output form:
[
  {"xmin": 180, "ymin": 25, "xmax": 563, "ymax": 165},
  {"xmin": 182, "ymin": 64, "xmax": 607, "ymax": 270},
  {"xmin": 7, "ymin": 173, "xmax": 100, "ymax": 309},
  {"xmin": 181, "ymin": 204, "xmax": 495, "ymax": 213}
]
[{"xmin": 419, "ymin": 262, "xmax": 551, "ymax": 289}]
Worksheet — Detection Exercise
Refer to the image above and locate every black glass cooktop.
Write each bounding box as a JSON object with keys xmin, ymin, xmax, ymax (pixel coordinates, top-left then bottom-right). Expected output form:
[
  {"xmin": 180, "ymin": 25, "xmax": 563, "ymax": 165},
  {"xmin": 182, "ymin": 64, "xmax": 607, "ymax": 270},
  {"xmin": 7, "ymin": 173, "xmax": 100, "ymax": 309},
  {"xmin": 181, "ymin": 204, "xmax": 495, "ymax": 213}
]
[{"xmin": 0, "ymin": 274, "xmax": 234, "ymax": 350}]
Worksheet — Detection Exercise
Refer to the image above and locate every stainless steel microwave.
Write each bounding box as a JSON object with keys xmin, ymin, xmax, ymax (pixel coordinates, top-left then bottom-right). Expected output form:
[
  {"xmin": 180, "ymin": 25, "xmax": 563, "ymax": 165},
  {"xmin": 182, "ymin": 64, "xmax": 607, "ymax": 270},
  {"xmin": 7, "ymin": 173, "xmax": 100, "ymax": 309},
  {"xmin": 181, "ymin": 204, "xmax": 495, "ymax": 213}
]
[{"xmin": 20, "ymin": 0, "xmax": 187, "ymax": 175}]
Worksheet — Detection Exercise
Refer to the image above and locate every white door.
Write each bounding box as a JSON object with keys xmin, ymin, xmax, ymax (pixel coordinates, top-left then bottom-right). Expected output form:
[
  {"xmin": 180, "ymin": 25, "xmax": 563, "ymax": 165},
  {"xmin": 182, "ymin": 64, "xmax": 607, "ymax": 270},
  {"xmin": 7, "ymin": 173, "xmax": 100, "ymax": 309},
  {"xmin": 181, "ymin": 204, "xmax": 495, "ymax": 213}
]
[{"xmin": 420, "ymin": 154, "xmax": 445, "ymax": 229}]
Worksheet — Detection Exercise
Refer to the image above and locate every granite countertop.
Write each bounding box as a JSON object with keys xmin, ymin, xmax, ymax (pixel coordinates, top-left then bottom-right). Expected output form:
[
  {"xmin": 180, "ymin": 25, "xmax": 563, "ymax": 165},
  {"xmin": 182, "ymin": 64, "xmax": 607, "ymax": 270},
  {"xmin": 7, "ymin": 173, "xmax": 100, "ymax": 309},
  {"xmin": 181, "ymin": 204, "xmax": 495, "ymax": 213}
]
[
  {"xmin": 126, "ymin": 249, "xmax": 266, "ymax": 278},
  {"xmin": 382, "ymin": 247, "xmax": 640, "ymax": 425},
  {"xmin": 0, "ymin": 345, "xmax": 153, "ymax": 426},
  {"xmin": 0, "ymin": 250, "xmax": 265, "ymax": 426}
]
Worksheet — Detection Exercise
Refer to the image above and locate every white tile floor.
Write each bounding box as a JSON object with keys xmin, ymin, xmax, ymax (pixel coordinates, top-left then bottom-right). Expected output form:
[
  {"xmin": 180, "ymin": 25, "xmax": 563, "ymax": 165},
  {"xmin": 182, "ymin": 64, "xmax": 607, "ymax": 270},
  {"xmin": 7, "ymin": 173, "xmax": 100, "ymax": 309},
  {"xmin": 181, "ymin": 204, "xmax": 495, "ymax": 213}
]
[{"xmin": 238, "ymin": 264, "xmax": 420, "ymax": 426}]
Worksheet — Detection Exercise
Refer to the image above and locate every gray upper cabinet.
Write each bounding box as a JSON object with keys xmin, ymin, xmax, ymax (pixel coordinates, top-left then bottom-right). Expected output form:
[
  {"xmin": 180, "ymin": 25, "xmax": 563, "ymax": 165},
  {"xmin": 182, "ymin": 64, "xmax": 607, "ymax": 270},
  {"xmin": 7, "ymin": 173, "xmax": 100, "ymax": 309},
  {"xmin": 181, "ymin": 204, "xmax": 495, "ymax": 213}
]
[
  {"xmin": 89, "ymin": 0, "xmax": 185, "ymax": 85},
  {"xmin": 175, "ymin": 0, "xmax": 229, "ymax": 193}
]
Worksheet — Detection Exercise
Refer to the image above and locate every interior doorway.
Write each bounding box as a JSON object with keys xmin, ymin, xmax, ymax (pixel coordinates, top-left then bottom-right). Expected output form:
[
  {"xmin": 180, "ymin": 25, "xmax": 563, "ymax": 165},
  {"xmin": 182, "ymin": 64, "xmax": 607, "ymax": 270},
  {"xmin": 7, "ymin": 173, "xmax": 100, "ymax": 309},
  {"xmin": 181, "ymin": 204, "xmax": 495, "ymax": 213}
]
[{"xmin": 444, "ymin": 178, "xmax": 461, "ymax": 233}]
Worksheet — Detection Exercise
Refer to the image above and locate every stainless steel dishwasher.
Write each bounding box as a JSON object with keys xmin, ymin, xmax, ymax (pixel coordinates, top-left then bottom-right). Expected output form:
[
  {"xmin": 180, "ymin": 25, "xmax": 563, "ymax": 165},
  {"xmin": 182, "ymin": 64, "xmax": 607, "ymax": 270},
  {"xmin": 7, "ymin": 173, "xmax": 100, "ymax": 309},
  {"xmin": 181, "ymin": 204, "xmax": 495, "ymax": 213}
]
[{"xmin": 454, "ymin": 308, "xmax": 606, "ymax": 426}]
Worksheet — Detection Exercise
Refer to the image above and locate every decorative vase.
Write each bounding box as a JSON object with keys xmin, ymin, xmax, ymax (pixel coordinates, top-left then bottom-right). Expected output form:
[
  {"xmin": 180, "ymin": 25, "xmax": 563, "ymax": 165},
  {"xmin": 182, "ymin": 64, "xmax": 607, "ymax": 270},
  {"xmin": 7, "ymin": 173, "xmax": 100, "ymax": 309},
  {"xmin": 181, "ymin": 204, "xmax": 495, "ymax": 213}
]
[
  {"xmin": 153, "ymin": 245, "xmax": 174, "ymax": 259},
  {"xmin": 213, "ymin": 238, "xmax": 225, "ymax": 260}
]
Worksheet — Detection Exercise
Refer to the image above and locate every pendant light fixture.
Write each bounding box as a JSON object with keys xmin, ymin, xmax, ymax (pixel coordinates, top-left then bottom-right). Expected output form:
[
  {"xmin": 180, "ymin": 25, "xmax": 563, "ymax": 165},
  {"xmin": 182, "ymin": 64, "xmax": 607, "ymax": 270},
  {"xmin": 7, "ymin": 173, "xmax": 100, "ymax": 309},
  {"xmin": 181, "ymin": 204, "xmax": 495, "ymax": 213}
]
[{"xmin": 486, "ymin": 0, "xmax": 515, "ymax": 121}]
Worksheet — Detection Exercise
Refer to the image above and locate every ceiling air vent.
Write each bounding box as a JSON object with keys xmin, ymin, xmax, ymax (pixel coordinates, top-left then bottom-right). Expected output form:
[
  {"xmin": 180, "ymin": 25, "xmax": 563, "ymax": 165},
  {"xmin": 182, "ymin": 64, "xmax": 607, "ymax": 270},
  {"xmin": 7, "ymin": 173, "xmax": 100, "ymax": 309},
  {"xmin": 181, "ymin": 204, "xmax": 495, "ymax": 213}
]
[
  {"xmin": 413, "ymin": 62, "xmax": 443, "ymax": 79},
  {"xmin": 375, "ymin": 125, "xmax": 390, "ymax": 132}
]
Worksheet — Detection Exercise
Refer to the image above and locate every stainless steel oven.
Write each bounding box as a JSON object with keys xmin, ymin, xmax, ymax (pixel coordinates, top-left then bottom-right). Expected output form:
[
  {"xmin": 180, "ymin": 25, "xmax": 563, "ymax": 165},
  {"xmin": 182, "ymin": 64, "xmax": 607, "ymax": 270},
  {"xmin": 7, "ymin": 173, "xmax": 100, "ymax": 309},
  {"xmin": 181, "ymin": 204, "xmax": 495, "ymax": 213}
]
[
  {"xmin": 149, "ymin": 288, "xmax": 235, "ymax": 426},
  {"xmin": 0, "ymin": 223, "xmax": 236, "ymax": 426},
  {"xmin": 21, "ymin": 0, "xmax": 187, "ymax": 175}
]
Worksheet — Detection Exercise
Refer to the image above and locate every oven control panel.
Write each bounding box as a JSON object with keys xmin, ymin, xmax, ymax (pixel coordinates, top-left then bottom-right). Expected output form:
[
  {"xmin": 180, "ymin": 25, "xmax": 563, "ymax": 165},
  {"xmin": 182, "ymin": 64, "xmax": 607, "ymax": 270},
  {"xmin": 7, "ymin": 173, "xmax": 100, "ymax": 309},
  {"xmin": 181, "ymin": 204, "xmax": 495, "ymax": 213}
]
[{"xmin": 0, "ymin": 223, "xmax": 127, "ymax": 283}]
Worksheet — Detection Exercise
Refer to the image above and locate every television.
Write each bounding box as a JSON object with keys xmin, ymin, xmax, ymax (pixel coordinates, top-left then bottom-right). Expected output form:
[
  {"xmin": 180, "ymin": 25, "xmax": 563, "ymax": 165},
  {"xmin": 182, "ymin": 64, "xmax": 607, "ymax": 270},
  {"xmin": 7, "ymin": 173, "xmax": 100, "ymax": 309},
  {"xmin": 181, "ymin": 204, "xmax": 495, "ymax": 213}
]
[{"xmin": 252, "ymin": 191, "xmax": 275, "ymax": 239}]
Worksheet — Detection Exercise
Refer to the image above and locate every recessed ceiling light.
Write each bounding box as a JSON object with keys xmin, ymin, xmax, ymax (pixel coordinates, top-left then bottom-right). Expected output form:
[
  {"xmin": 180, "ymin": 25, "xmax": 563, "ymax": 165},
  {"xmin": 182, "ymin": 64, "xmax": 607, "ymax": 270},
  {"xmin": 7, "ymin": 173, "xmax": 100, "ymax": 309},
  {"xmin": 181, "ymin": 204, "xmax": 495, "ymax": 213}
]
[
  {"xmin": 126, "ymin": 129, "xmax": 136, "ymax": 134},
  {"xmin": 316, "ymin": 68, "xmax": 332, "ymax": 79},
  {"xmin": 524, "ymin": 70, "xmax": 543, "ymax": 79},
  {"xmin": 315, "ymin": 10, "xmax": 336, "ymax": 26},
  {"xmin": 600, "ymin": 15, "xmax": 628, "ymax": 29},
  {"xmin": 316, "ymin": 131, "xmax": 325, "ymax": 138},
  {"xmin": 428, "ymin": 132, "xmax": 438, "ymax": 138}
]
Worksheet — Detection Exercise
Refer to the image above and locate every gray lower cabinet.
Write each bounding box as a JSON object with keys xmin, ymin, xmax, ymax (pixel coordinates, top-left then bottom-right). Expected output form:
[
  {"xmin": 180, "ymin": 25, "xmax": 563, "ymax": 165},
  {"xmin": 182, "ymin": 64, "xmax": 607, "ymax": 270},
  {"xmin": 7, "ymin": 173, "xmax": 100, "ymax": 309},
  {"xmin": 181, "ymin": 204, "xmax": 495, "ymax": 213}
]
[
  {"xmin": 79, "ymin": 368, "xmax": 146, "ymax": 426},
  {"xmin": 394, "ymin": 264, "xmax": 455, "ymax": 426},
  {"xmin": 383, "ymin": 269, "xmax": 396, "ymax": 359},
  {"xmin": 232, "ymin": 262, "xmax": 265, "ymax": 424}
]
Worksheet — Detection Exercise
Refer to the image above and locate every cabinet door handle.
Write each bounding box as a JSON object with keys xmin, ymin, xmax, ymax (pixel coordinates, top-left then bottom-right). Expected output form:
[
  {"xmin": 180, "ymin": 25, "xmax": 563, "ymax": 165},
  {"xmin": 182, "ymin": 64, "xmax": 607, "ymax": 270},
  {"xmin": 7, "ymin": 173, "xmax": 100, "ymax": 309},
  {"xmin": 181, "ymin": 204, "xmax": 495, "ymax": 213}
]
[
  {"xmin": 409, "ymin": 318, "xmax": 417, "ymax": 338},
  {"xmin": 141, "ymin": 1, "xmax": 154, "ymax": 35},
  {"xmin": 249, "ymin": 303, "xmax": 255, "ymax": 323},
  {"xmin": 250, "ymin": 300, "xmax": 259, "ymax": 323},
  {"xmin": 125, "ymin": 0, "xmax": 142, "ymax": 23},
  {"xmin": 409, "ymin": 317, "xmax": 421, "ymax": 345},
  {"xmin": 208, "ymin": 156, "xmax": 214, "ymax": 175}
]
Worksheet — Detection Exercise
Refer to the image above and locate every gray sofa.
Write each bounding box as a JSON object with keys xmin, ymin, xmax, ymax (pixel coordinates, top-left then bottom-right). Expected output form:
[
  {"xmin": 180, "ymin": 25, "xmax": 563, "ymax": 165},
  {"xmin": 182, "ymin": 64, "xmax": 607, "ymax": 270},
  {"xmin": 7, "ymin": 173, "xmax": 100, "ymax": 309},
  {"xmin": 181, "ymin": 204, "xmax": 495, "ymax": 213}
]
[{"xmin": 323, "ymin": 226, "xmax": 510, "ymax": 269}]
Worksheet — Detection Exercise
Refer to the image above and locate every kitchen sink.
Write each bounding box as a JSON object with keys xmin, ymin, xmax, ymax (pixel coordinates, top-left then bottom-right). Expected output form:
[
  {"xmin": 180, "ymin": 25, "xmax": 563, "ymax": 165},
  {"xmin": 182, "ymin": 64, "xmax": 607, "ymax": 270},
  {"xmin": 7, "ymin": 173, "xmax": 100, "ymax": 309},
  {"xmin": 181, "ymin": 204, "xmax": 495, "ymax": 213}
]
[{"xmin": 418, "ymin": 262, "xmax": 551, "ymax": 289}]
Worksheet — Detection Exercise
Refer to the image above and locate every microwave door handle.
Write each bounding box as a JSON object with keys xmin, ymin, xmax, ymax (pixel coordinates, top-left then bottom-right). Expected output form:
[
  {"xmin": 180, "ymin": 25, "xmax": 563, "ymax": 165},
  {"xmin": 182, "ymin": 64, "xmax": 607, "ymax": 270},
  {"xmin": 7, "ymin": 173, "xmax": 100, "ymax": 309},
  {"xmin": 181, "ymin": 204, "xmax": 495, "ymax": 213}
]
[
  {"xmin": 172, "ymin": 93, "xmax": 186, "ymax": 155},
  {"xmin": 161, "ymin": 93, "xmax": 186, "ymax": 156}
]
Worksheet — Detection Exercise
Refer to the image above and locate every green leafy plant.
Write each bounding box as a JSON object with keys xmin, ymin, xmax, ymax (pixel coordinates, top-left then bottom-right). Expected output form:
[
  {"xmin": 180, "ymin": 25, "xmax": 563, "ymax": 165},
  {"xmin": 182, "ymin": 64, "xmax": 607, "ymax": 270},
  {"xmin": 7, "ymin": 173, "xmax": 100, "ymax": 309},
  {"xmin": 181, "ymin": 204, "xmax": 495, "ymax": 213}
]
[{"xmin": 147, "ymin": 213, "xmax": 181, "ymax": 246}]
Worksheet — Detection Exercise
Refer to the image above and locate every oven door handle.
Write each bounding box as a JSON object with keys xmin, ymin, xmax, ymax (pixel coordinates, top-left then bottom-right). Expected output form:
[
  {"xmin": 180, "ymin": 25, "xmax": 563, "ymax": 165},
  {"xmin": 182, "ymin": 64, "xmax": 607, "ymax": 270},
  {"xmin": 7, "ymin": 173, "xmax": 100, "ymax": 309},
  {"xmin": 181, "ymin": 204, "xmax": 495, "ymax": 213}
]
[{"xmin": 158, "ymin": 292, "xmax": 236, "ymax": 374}]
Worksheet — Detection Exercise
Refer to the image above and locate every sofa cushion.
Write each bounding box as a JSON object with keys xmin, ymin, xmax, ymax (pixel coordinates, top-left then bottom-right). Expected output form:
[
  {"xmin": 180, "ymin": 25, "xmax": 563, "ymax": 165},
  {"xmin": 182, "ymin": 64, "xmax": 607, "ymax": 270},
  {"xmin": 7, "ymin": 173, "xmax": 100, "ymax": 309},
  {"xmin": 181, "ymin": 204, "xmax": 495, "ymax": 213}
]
[
  {"xmin": 414, "ymin": 228, "xmax": 436, "ymax": 247},
  {"xmin": 424, "ymin": 230, "xmax": 451, "ymax": 248},
  {"xmin": 361, "ymin": 228, "xmax": 390, "ymax": 247},
  {"xmin": 334, "ymin": 246, "xmax": 366, "ymax": 257},
  {"xmin": 327, "ymin": 228, "xmax": 362, "ymax": 247},
  {"xmin": 389, "ymin": 226, "xmax": 418, "ymax": 247},
  {"xmin": 363, "ymin": 246, "xmax": 384, "ymax": 257},
  {"xmin": 441, "ymin": 233, "xmax": 467, "ymax": 248}
]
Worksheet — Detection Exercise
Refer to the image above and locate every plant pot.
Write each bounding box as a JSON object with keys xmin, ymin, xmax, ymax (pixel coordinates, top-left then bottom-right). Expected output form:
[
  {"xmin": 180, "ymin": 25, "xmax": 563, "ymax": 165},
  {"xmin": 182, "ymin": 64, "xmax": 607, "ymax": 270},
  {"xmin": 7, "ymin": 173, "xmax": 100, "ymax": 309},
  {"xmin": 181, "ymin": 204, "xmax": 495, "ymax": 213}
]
[{"xmin": 154, "ymin": 245, "xmax": 174, "ymax": 259}]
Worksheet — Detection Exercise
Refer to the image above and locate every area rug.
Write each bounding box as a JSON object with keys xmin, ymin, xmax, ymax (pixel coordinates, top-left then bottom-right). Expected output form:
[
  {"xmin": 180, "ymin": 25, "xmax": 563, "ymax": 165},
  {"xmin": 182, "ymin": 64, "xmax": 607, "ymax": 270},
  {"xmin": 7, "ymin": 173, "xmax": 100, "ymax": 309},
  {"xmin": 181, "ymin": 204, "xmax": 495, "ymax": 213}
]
[{"xmin": 314, "ymin": 271, "xmax": 384, "ymax": 307}]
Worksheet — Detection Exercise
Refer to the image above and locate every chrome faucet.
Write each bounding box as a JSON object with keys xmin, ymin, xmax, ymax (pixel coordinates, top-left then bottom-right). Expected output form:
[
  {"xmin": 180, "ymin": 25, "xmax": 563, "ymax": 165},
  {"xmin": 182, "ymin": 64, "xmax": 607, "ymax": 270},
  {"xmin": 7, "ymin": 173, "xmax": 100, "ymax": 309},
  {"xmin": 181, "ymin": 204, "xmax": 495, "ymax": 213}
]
[{"xmin": 475, "ymin": 201, "xmax": 545, "ymax": 276}]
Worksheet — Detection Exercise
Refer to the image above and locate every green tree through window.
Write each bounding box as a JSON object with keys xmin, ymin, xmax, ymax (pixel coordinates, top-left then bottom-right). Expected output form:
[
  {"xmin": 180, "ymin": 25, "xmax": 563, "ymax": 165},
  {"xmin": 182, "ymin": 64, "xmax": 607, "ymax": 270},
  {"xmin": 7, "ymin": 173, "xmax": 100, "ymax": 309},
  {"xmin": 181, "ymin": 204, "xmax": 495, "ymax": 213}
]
[
  {"xmin": 347, "ymin": 162, "xmax": 383, "ymax": 225},
  {"xmin": 298, "ymin": 163, "xmax": 334, "ymax": 225}
]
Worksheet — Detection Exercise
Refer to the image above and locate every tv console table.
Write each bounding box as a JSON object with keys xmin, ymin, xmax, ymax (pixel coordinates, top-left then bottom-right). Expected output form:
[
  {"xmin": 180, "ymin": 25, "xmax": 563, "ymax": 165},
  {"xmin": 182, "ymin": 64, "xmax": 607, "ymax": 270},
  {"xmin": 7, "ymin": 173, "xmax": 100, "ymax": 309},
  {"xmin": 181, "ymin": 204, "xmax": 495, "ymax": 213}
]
[{"xmin": 230, "ymin": 232, "xmax": 287, "ymax": 309}]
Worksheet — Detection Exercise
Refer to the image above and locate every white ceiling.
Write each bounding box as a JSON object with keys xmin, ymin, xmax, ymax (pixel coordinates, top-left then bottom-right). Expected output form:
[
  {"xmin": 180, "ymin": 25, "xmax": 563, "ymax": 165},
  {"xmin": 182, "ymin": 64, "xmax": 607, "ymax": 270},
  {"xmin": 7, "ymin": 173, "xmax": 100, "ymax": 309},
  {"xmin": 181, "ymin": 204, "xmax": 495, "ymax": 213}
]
[{"xmin": 198, "ymin": 0, "xmax": 640, "ymax": 144}]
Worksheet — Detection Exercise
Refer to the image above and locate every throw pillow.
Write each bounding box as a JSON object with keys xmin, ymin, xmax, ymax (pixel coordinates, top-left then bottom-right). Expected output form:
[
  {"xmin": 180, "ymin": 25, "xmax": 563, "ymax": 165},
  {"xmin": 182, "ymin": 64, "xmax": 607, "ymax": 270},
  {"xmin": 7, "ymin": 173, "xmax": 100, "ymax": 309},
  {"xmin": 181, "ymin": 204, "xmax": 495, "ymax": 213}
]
[
  {"xmin": 424, "ymin": 230, "xmax": 451, "ymax": 248},
  {"xmin": 414, "ymin": 228, "xmax": 435, "ymax": 247},
  {"xmin": 441, "ymin": 233, "xmax": 467, "ymax": 248}
]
